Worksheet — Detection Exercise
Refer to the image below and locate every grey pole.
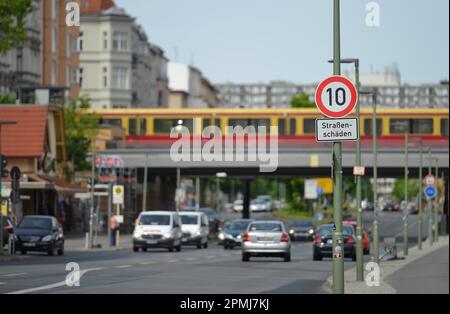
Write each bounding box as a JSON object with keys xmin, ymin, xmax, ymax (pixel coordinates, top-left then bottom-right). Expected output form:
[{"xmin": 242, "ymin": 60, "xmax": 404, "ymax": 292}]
[
  {"xmin": 107, "ymin": 182, "xmax": 112, "ymax": 247},
  {"xmin": 428, "ymin": 149, "xmax": 433, "ymax": 245},
  {"xmin": 354, "ymin": 60, "xmax": 364, "ymax": 282},
  {"xmin": 434, "ymin": 159, "xmax": 439, "ymax": 243},
  {"xmin": 372, "ymin": 92, "xmax": 379, "ymax": 264},
  {"xmin": 195, "ymin": 177, "xmax": 200, "ymax": 210},
  {"xmin": 89, "ymin": 138, "xmax": 96, "ymax": 250},
  {"xmin": 403, "ymin": 132, "xmax": 409, "ymax": 256},
  {"xmin": 418, "ymin": 143, "xmax": 423, "ymax": 250},
  {"xmin": 176, "ymin": 168, "xmax": 181, "ymax": 212},
  {"xmin": 332, "ymin": 0, "xmax": 344, "ymax": 294},
  {"xmin": 142, "ymin": 154, "xmax": 148, "ymax": 212}
]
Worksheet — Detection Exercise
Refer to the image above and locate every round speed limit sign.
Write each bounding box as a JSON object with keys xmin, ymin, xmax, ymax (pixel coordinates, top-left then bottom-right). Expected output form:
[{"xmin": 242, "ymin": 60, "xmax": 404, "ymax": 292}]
[{"xmin": 315, "ymin": 76, "xmax": 358, "ymax": 118}]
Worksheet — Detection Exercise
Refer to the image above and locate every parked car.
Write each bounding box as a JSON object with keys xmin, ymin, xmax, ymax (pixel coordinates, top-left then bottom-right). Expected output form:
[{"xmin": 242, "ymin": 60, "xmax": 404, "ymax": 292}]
[
  {"xmin": 132, "ymin": 211, "xmax": 182, "ymax": 252},
  {"xmin": 15, "ymin": 216, "xmax": 64, "ymax": 256},
  {"xmin": 288, "ymin": 220, "xmax": 315, "ymax": 241},
  {"xmin": 179, "ymin": 212, "xmax": 209, "ymax": 249},
  {"xmin": 219, "ymin": 219, "xmax": 253, "ymax": 249},
  {"xmin": 313, "ymin": 224, "xmax": 356, "ymax": 261},
  {"xmin": 198, "ymin": 208, "xmax": 220, "ymax": 234},
  {"xmin": 242, "ymin": 220, "xmax": 291, "ymax": 262},
  {"xmin": 343, "ymin": 220, "xmax": 370, "ymax": 255},
  {"xmin": 250, "ymin": 199, "xmax": 270, "ymax": 212},
  {"xmin": 233, "ymin": 200, "xmax": 244, "ymax": 212},
  {"xmin": 256, "ymin": 195, "xmax": 275, "ymax": 211},
  {"xmin": 2, "ymin": 216, "xmax": 15, "ymax": 248}
]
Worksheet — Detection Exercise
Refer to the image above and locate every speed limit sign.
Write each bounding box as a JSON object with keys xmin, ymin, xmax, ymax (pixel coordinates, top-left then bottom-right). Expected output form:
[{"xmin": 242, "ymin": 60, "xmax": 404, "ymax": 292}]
[{"xmin": 315, "ymin": 76, "xmax": 358, "ymax": 118}]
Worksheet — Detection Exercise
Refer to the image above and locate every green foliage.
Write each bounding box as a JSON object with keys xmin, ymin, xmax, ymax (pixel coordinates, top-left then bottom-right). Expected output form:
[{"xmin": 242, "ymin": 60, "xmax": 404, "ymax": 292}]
[
  {"xmin": 0, "ymin": 93, "xmax": 15, "ymax": 104},
  {"xmin": 391, "ymin": 179, "xmax": 420, "ymax": 201},
  {"xmin": 64, "ymin": 96, "xmax": 99, "ymax": 171},
  {"xmin": 290, "ymin": 92, "xmax": 315, "ymax": 108},
  {"xmin": 0, "ymin": 0, "xmax": 32, "ymax": 53}
]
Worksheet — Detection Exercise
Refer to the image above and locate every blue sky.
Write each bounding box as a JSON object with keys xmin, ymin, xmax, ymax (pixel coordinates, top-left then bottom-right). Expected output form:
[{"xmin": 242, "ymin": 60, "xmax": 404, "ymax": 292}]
[{"xmin": 115, "ymin": 0, "xmax": 449, "ymax": 84}]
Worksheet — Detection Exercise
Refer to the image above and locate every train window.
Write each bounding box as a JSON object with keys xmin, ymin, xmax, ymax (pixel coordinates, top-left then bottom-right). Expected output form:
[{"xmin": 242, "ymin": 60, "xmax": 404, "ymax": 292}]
[
  {"xmin": 411, "ymin": 119, "xmax": 433, "ymax": 134},
  {"xmin": 203, "ymin": 119, "xmax": 221, "ymax": 130},
  {"xmin": 140, "ymin": 119, "xmax": 147, "ymax": 136},
  {"xmin": 154, "ymin": 119, "xmax": 193, "ymax": 134},
  {"xmin": 278, "ymin": 119, "xmax": 286, "ymax": 136},
  {"xmin": 289, "ymin": 119, "xmax": 297, "ymax": 136},
  {"xmin": 128, "ymin": 119, "xmax": 137, "ymax": 136},
  {"xmin": 215, "ymin": 119, "xmax": 221, "ymax": 129},
  {"xmin": 303, "ymin": 119, "xmax": 315, "ymax": 134},
  {"xmin": 99, "ymin": 118, "xmax": 121, "ymax": 127},
  {"xmin": 390, "ymin": 119, "xmax": 409, "ymax": 134},
  {"xmin": 364, "ymin": 118, "xmax": 382, "ymax": 135},
  {"xmin": 441, "ymin": 119, "xmax": 449, "ymax": 136},
  {"xmin": 228, "ymin": 119, "xmax": 271, "ymax": 133}
]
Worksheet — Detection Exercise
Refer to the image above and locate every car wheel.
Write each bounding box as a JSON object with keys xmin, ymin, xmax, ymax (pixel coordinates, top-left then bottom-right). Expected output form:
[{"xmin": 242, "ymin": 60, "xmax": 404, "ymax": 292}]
[
  {"xmin": 196, "ymin": 242, "xmax": 202, "ymax": 249},
  {"xmin": 48, "ymin": 246, "xmax": 57, "ymax": 256},
  {"xmin": 242, "ymin": 253, "xmax": 250, "ymax": 262},
  {"xmin": 224, "ymin": 244, "xmax": 229, "ymax": 250},
  {"xmin": 57, "ymin": 245, "xmax": 64, "ymax": 256},
  {"xmin": 176, "ymin": 245, "xmax": 181, "ymax": 252},
  {"xmin": 352, "ymin": 253, "xmax": 357, "ymax": 261},
  {"xmin": 313, "ymin": 251, "xmax": 322, "ymax": 261},
  {"xmin": 203, "ymin": 242, "xmax": 208, "ymax": 249},
  {"xmin": 168, "ymin": 247, "xmax": 174, "ymax": 252},
  {"xmin": 284, "ymin": 253, "xmax": 291, "ymax": 262},
  {"xmin": 142, "ymin": 247, "xmax": 147, "ymax": 252},
  {"xmin": 364, "ymin": 248, "xmax": 370, "ymax": 255},
  {"xmin": 21, "ymin": 250, "xmax": 27, "ymax": 255},
  {"xmin": 133, "ymin": 246, "xmax": 139, "ymax": 252}
]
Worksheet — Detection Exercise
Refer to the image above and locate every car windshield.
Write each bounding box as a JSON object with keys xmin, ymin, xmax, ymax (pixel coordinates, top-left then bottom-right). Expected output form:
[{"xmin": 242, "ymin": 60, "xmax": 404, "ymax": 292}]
[
  {"xmin": 318, "ymin": 225, "xmax": 354, "ymax": 237},
  {"xmin": 292, "ymin": 221, "xmax": 313, "ymax": 227},
  {"xmin": 248, "ymin": 223, "xmax": 282, "ymax": 232},
  {"xmin": 139, "ymin": 215, "xmax": 170, "ymax": 226},
  {"xmin": 180, "ymin": 215, "xmax": 199, "ymax": 225},
  {"xmin": 199, "ymin": 208, "xmax": 215, "ymax": 216},
  {"xmin": 18, "ymin": 218, "xmax": 51, "ymax": 230},
  {"xmin": 252, "ymin": 199, "xmax": 265, "ymax": 204},
  {"xmin": 226, "ymin": 220, "xmax": 251, "ymax": 231}
]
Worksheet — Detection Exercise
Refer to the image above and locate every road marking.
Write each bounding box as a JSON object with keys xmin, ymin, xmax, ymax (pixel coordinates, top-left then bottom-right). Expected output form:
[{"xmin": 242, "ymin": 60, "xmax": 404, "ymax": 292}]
[
  {"xmin": 2, "ymin": 273, "xmax": 27, "ymax": 278},
  {"xmin": 184, "ymin": 257, "xmax": 197, "ymax": 261},
  {"xmin": 139, "ymin": 262, "xmax": 156, "ymax": 265},
  {"xmin": 0, "ymin": 282, "xmax": 6, "ymax": 285},
  {"xmin": 168, "ymin": 259, "xmax": 179, "ymax": 263},
  {"xmin": 6, "ymin": 268, "xmax": 103, "ymax": 295},
  {"xmin": 206, "ymin": 255, "xmax": 216, "ymax": 259},
  {"xmin": 114, "ymin": 265, "xmax": 132, "ymax": 269}
]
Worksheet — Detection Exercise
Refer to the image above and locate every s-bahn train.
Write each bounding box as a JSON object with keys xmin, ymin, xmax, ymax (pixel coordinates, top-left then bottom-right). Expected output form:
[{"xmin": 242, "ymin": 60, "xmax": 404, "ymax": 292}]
[{"xmin": 89, "ymin": 108, "xmax": 449, "ymax": 141}]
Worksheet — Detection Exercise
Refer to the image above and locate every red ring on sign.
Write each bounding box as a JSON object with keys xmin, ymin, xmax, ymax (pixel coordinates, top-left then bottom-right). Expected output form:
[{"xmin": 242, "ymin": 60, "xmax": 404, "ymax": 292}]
[{"xmin": 315, "ymin": 76, "xmax": 358, "ymax": 118}]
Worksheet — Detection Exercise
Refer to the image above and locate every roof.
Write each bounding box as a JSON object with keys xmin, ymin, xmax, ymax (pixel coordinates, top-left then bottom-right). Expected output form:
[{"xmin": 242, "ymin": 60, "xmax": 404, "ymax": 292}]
[
  {"xmin": 0, "ymin": 105, "xmax": 48, "ymax": 157},
  {"xmin": 80, "ymin": 0, "xmax": 115, "ymax": 15}
]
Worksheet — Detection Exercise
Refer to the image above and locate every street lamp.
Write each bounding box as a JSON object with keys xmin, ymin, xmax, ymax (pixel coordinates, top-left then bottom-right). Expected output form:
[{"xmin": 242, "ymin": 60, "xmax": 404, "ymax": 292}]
[{"xmin": 216, "ymin": 172, "xmax": 227, "ymax": 212}]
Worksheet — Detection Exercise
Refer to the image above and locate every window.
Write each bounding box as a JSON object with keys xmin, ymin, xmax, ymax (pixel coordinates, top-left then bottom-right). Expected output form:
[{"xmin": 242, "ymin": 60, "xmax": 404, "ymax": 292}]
[
  {"xmin": 278, "ymin": 119, "xmax": 286, "ymax": 136},
  {"xmin": 51, "ymin": 28, "xmax": 57, "ymax": 53},
  {"xmin": 51, "ymin": 0, "xmax": 57, "ymax": 21},
  {"xmin": 303, "ymin": 119, "xmax": 315, "ymax": 134},
  {"xmin": 128, "ymin": 119, "xmax": 137, "ymax": 136},
  {"xmin": 113, "ymin": 31, "xmax": 128, "ymax": 51},
  {"xmin": 154, "ymin": 119, "xmax": 194, "ymax": 134},
  {"xmin": 140, "ymin": 119, "xmax": 147, "ymax": 136},
  {"xmin": 78, "ymin": 68, "xmax": 83, "ymax": 87},
  {"xmin": 103, "ymin": 67, "xmax": 108, "ymax": 88},
  {"xmin": 103, "ymin": 31, "xmax": 108, "ymax": 50},
  {"xmin": 228, "ymin": 119, "xmax": 271, "ymax": 134},
  {"xmin": 390, "ymin": 119, "xmax": 433, "ymax": 134},
  {"xmin": 364, "ymin": 118, "xmax": 382, "ymax": 135},
  {"xmin": 51, "ymin": 60, "xmax": 57, "ymax": 85},
  {"xmin": 78, "ymin": 32, "xmax": 83, "ymax": 51},
  {"xmin": 99, "ymin": 119, "xmax": 122, "ymax": 127},
  {"xmin": 441, "ymin": 119, "xmax": 449, "ymax": 136},
  {"xmin": 289, "ymin": 118, "xmax": 297, "ymax": 136},
  {"xmin": 112, "ymin": 67, "xmax": 128, "ymax": 89}
]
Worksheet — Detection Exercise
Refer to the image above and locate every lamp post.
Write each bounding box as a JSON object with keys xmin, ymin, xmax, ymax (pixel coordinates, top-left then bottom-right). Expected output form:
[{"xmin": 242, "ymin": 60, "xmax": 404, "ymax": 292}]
[
  {"xmin": 417, "ymin": 139, "xmax": 423, "ymax": 250},
  {"xmin": 403, "ymin": 132, "xmax": 409, "ymax": 256},
  {"xmin": 371, "ymin": 90, "xmax": 379, "ymax": 264},
  {"xmin": 216, "ymin": 172, "xmax": 227, "ymax": 212}
]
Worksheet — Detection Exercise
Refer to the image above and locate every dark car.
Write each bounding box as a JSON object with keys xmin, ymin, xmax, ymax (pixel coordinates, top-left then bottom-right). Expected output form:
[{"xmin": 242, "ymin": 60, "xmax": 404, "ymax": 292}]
[
  {"xmin": 313, "ymin": 224, "xmax": 356, "ymax": 261},
  {"xmin": 198, "ymin": 208, "xmax": 220, "ymax": 234},
  {"xmin": 220, "ymin": 219, "xmax": 253, "ymax": 249},
  {"xmin": 15, "ymin": 216, "xmax": 64, "ymax": 256},
  {"xmin": 2, "ymin": 216, "xmax": 15, "ymax": 247},
  {"xmin": 288, "ymin": 220, "xmax": 315, "ymax": 241}
]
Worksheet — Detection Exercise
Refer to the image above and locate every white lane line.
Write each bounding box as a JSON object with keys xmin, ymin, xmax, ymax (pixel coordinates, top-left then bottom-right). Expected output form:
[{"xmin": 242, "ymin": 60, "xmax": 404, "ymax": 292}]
[
  {"xmin": 139, "ymin": 261, "xmax": 157, "ymax": 265},
  {"xmin": 184, "ymin": 257, "xmax": 197, "ymax": 261},
  {"xmin": 0, "ymin": 282, "xmax": 6, "ymax": 285},
  {"xmin": 2, "ymin": 273, "xmax": 27, "ymax": 278},
  {"xmin": 113, "ymin": 265, "xmax": 132, "ymax": 269},
  {"xmin": 167, "ymin": 259, "xmax": 179, "ymax": 263},
  {"xmin": 6, "ymin": 268, "xmax": 103, "ymax": 295},
  {"xmin": 206, "ymin": 255, "xmax": 216, "ymax": 259}
]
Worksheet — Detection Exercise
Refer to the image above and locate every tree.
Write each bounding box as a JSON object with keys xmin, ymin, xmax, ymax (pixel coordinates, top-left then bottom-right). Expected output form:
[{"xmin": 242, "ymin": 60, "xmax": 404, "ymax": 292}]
[
  {"xmin": 0, "ymin": 0, "xmax": 32, "ymax": 53},
  {"xmin": 64, "ymin": 96, "xmax": 99, "ymax": 172},
  {"xmin": 290, "ymin": 92, "xmax": 315, "ymax": 108},
  {"xmin": 0, "ymin": 93, "xmax": 15, "ymax": 104},
  {"xmin": 391, "ymin": 179, "xmax": 420, "ymax": 201}
]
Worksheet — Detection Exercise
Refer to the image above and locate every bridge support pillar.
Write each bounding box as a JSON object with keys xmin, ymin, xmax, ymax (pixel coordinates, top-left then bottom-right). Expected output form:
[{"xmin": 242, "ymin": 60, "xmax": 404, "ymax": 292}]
[{"xmin": 243, "ymin": 179, "xmax": 251, "ymax": 219}]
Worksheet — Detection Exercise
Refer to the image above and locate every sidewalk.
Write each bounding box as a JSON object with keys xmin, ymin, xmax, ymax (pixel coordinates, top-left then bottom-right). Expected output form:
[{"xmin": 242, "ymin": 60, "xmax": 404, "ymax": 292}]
[
  {"xmin": 325, "ymin": 236, "xmax": 449, "ymax": 294},
  {"xmin": 64, "ymin": 234, "xmax": 133, "ymax": 252}
]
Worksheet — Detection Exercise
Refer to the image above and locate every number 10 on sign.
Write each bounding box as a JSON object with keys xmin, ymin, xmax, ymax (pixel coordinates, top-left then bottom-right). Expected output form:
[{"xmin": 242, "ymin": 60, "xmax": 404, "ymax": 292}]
[{"xmin": 315, "ymin": 76, "xmax": 358, "ymax": 119}]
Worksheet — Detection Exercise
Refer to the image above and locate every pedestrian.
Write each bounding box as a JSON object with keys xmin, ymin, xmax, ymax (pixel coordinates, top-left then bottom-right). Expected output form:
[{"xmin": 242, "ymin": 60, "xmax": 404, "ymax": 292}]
[{"xmin": 110, "ymin": 215, "xmax": 118, "ymax": 247}]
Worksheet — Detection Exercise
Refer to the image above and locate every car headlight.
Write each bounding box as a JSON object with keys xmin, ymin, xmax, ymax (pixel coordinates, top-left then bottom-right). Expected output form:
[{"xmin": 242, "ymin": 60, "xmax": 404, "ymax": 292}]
[
  {"xmin": 308, "ymin": 229, "xmax": 314, "ymax": 234},
  {"xmin": 218, "ymin": 232, "xmax": 225, "ymax": 240},
  {"xmin": 224, "ymin": 233, "xmax": 234, "ymax": 240},
  {"xmin": 289, "ymin": 229, "xmax": 294, "ymax": 234},
  {"xmin": 195, "ymin": 231, "xmax": 201, "ymax": 236},
  {"xmin": 133, "ymin": 229, "xmax": 143, "ymax": 239},
  {"xmin": 164, "ymin": 232, "xmax": 173, "ymax": 239},
  {"xmin": 41, "ymin": 235, "xmax": 53, "ymax": 242}
]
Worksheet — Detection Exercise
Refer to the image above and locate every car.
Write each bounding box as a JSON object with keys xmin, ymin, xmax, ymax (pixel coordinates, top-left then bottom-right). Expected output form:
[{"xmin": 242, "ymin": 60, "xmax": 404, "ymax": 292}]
[
  {"xmin": 179, "ymin": 212, "xmax": 209, "ymax": 249},
  {"xmin": 198, "ymin": 208, "xmax": 220, "ymax": 234},
  {"xmin": 181, "ymin": 206, "xmax": 197, "ymax": 212},
  {"xmin": 132, "ymin": 211, "xmax": 182, "ymax": 252},
  {"xmin": 288, "ymin": 220, "xmax": 315, "ymax": 241},
  {"xmin": 343, "ymin": 220, "xmax": 370, "ymax": 255},
  {"xmin": 256, "ymin": 195, "xmax": 275, "ymax": 211},
  {"xmin": 233, "ymin": 200, "xmax": 244, "ymax": 212},
  {"xmin": 242, "ymin": 220, "xmax": 291, "ymax": 262},
  {"xmin": 313, "ymin": 224, "xmax": 356, "ymax": 261},
  {"xmin": 219, "ymin": 219, "xmax": 253, "ymax": 249},
  {"xmin": 15, "ymin": 216, "xmax": 64, "ymax": 256},
  {"xmin": 2, "ymin": 216, "xmax": 15, "ymax": 248},
  {"xmin": 250, "ymin": 199, "xmax": 270, "ymax": 212}
]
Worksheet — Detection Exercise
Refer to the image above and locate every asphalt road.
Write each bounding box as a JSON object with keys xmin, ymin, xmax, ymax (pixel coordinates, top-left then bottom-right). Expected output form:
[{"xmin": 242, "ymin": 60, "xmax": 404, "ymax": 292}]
[{"xmin": 0, "ymin": 211, "xmax": 424, "ymax": 294}]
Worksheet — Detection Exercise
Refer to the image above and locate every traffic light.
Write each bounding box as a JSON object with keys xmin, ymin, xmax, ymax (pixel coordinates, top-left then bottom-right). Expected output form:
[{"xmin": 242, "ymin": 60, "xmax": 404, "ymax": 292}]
[
  {"xmin": 10, "ymin": 167, "xmax": 21, "ymax": 204},
  {"xmin": 0, "ymin": 155, "xmax": 8, "ymax": 178}
]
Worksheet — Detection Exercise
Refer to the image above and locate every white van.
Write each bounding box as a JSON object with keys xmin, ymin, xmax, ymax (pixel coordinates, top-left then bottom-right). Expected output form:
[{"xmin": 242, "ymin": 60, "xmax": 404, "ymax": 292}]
[
  {"xmin": 179, "ymin": 212, "xmax": 209, "ymax": 249},
  {"xmin": 133, "ymin": 211, "xmax": 182, "ymax": 252}
]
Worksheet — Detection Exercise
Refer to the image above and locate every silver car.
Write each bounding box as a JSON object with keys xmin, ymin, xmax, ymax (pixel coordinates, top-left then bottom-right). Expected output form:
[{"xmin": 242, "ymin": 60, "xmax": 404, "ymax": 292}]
[{"xmin": 242, "ymin": 221, "xmax": 291, "ymax": 262}]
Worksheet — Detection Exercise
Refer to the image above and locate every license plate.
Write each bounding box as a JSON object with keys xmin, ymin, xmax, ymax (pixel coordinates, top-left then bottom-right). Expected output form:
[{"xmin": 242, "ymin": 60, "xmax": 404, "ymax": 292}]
[
  {"xmin": 257, "ymin": 237, "xmax": 274, "ymax": 242},
  {"xmin": 327, "ymin": 239, "xmax": 333, "ymax": 244},
  {"xmin": 182, "ymin": 238, "xmax": 188, "ymax": 242},
  {"xmin": 24, "ymin": 243, "xmax": 36, "ymax": 247},
  {"xmin": 146, "ymin": 240, "xmax": 157, "ymax": 244}
]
